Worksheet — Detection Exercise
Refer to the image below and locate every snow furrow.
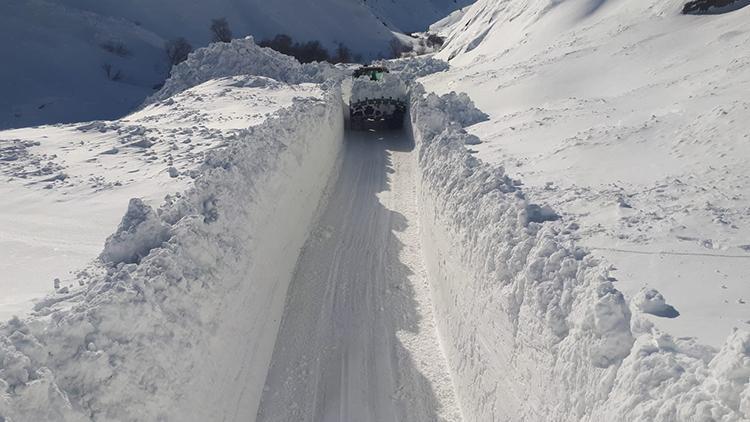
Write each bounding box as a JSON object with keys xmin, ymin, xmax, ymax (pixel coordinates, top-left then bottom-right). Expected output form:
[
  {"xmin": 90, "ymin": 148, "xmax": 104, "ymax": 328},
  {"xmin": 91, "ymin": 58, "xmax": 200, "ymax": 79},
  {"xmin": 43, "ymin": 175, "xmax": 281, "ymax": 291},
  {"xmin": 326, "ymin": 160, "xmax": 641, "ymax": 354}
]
[{"xmin": 256, "ymin": 130, "xmax": 463, "ymax": 422}]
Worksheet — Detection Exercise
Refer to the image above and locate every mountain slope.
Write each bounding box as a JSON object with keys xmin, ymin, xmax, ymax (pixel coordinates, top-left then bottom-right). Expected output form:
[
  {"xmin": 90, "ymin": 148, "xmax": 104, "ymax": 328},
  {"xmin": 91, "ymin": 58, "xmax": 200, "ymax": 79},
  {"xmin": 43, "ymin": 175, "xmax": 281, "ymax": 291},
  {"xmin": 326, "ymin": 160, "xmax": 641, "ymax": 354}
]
[
  {"xmin": 0, "ymin": 0, "xmax": 444, "ymax": 129},
  {"xmin": 362, "ymin": 0, "xmax": 474, "ymax": 32},
  {"xmin": 417, "ymin": 0, "xmax": 750, "ymax": 418}
]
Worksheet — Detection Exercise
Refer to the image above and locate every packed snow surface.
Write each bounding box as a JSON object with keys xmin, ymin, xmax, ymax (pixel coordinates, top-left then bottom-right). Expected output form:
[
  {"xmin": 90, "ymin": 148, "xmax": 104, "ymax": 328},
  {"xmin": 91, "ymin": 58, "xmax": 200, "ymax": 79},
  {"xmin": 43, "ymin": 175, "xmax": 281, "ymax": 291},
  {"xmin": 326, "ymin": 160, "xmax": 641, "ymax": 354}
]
[{"xmin": 257, "ymin": 130, "xmax": 461, "ymax": 422}]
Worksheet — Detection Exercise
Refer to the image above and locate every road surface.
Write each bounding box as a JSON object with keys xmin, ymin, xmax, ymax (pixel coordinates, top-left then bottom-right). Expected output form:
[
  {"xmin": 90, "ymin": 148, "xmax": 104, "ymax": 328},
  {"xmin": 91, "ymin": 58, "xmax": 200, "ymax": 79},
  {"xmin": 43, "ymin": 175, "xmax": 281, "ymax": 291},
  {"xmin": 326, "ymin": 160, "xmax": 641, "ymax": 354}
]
[{"xmin": 256, "ymin": 129, "xmax": 462, "ymax": 422}]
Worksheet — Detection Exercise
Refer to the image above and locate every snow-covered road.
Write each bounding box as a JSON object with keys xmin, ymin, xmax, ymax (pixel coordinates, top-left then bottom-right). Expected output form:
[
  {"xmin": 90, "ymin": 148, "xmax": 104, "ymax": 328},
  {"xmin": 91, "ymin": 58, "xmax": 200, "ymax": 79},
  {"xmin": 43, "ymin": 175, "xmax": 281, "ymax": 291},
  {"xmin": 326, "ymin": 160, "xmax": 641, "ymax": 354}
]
[{"xmin": 256, "ymin": 129, "xmax": 462, "ymax": 422}]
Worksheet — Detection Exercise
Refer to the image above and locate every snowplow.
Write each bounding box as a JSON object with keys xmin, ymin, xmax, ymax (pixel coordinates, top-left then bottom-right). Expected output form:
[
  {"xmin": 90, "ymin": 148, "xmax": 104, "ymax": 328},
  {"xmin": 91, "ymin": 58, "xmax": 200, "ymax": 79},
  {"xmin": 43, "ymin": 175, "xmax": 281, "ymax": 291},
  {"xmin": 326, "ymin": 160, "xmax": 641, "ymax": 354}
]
[{"xmin": 349, "ymin": 66, "xmax": 407, "ymax": 131}]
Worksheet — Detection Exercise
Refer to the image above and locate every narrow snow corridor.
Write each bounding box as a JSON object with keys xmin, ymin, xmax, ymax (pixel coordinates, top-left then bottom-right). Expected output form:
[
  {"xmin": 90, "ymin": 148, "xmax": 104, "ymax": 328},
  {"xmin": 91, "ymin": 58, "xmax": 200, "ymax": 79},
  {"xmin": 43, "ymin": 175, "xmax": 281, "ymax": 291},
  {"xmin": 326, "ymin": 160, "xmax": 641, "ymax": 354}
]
[{"xmin": 256, "ymin": 129, "xmax": 462, "ymax": 422}]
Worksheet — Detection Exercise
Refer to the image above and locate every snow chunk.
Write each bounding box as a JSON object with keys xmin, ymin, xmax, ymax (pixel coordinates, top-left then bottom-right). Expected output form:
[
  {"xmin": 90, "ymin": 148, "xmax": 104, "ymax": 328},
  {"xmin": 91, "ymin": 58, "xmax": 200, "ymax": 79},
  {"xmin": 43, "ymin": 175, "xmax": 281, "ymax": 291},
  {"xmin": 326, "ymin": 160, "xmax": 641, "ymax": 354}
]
[
  {"xmin": 377, "ymin": 56, "xmax": 450, "ymax": 79},
  {"xmin": 634, "ymin": 288, "xmax": 680, "ymax": 318},
  {"xmin": 436, "ymin": 91, "xmax": 489, "ymax": 127},
  {"xmin": 525, "ymin": 203, "xmax": 561, "ymax": 224},
  {"xmin": 100, "ymin": 198, "xmax": 170, "ymax": 265}
]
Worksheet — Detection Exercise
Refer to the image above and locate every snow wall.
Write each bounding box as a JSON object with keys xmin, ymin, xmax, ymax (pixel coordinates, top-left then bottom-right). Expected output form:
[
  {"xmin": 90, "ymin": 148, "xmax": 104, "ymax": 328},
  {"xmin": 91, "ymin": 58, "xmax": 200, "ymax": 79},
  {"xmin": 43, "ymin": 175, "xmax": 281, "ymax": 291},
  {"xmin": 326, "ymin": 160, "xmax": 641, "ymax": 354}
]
[
  {"xmin": 0, "ymin": 68, "xmax": 345, "ymax": 422},
  {"xmin": 408, "ymin": 84, "xmax": 750, "ymax": 422}
]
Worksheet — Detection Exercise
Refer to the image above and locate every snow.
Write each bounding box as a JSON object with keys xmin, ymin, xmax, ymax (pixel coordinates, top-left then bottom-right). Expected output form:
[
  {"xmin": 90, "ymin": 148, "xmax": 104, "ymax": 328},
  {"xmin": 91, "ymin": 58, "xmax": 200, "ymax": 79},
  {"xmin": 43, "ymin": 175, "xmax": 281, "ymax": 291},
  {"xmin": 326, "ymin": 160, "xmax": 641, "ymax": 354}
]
[
  {"xmin": 256, "ymin": 130, "xmax": 461, "ymax": 422},
  {"xmin": 0, "ymin": 81, "xmax": 344, "ymax": 420},
  {"xmin": 0, "ymin": 75, "xmax": 321, "ymax": 322},
  {"xmin": 2, "ymin": 1, "xmax": 750, "ymax": 419},
  {"xmin": 423, "ymin": 0, "xmax": 750, "ymax": 347},
  {"xmin": 428, "ymin": 7, "xmax": 471, "ymax": 35},
  {"xmin": 410, "ymin": 83, "xmax": 750, "ymax": 421},
  {"xmin": 350, "ymin": 72, "xmax": 408, "ymax": 104}
]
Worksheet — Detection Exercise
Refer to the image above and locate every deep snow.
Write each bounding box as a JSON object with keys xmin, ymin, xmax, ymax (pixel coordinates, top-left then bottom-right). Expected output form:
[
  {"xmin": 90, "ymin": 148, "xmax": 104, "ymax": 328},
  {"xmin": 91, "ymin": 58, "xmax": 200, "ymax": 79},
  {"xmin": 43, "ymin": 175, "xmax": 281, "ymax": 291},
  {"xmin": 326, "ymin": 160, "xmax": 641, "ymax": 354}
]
[
  {"xmin": 0, "ymin": 12, "xmax": 748, "ymax": 422},
  {"xmin": 0, "ymin": 73, "xmax": 321, "ymax": 322},
  {"xmin": 423, "ymin": 0, "xmax": 750, "ymax": 347}
]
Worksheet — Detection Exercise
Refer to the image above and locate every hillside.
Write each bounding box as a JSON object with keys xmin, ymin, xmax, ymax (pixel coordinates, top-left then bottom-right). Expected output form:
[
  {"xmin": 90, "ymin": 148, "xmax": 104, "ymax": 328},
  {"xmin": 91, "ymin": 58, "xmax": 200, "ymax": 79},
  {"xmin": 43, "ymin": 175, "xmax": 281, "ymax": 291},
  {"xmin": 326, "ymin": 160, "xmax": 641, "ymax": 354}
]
[
  {"xmin": 418, "ymin": 0, "xmax": 750, "ymax": 417},
  {"xmin": 362, "ymin": 0, "xmax": 475, "ymax": 32},
  {"xmin": 0, "ymin": 0, "xmax": 469, "ymax": 130}
]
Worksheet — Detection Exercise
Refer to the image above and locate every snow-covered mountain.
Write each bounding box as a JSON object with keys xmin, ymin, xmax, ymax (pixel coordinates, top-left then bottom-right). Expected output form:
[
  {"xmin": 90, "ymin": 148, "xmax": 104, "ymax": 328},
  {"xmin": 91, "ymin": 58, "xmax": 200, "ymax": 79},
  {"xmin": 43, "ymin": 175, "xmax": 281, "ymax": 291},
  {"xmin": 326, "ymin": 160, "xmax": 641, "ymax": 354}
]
[
  {"xmin": 1, "ymin": 0, "xmax": 749, "ymax": 421},
  {"xmin": 426, "ymin": 0, "xmax": 750, "ymax": 346},
  {"xmin": 0, "ymin": 0, "xmax": 468, "ymax": 130},
  {"xmin": 361, "ymin": 0, "xmax": 475, "ymax": 32}
]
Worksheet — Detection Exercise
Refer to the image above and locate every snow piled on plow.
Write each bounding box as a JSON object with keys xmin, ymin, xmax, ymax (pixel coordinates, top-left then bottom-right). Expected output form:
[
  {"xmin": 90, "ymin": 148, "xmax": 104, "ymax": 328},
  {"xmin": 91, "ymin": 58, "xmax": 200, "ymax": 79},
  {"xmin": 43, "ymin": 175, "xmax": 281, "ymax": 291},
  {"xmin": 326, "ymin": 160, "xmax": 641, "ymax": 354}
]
[{"xmin": 409, "ymin": 84, "xmax": 750, "ymax": 421}]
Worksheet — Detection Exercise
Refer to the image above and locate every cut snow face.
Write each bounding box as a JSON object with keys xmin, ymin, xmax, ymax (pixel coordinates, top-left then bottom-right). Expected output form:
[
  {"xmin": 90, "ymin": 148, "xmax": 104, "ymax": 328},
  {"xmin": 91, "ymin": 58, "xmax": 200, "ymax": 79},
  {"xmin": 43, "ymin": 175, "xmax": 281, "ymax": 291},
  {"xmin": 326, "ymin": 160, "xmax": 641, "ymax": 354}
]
[
  {"xmin": 424, "ymin": 0, "xmax": 750, "ymax": 347},
  {"xmin": 0, "ymin": 75, "xmax": 321, "ymax": 321}
]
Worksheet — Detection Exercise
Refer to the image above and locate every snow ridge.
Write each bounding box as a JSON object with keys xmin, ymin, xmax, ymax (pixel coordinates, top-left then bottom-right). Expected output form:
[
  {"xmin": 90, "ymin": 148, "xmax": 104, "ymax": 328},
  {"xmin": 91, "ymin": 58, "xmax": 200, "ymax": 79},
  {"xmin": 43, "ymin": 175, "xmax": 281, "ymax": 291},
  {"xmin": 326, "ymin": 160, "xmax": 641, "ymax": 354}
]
[
  {"xmin": 409, "ymin": 85, "xmax": 750, "ymax": 421},
  {"xmin": 0, "ymin": 82, "xmax": 345, "ymax": 421},
  {"xmin": 146, "ymin": 37, "xmax": 339, "ymax": 105}
]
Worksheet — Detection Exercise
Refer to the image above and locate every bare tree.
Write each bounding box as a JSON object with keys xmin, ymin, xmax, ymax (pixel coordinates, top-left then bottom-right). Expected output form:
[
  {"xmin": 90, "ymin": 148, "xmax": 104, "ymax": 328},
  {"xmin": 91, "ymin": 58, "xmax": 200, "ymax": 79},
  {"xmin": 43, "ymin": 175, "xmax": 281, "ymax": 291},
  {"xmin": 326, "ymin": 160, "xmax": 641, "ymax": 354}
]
[
  {"xmin": 210, "ymin": 18, "xmax": 233, "ymax": 43},
  {"xmin": 102, "ymin": 63, "xmax": 123, "ymax": 81},
  {"xmin": 389, "ymin": 39, "xmax": 412, "ymax": 58},
  {"xmin": 334, "ymin": 43, "xmax": 352, "ymax": 63},
  {"xmin": 100, "ymin": 41, "xmax": 131, "ymax": 57},
  {"xmin": 165, "ymin": 38, "xmax": 193, "ymax": 66},
  {"xmin": 259, "ymin": 34, "xmax": 294, "ymax": 54}
]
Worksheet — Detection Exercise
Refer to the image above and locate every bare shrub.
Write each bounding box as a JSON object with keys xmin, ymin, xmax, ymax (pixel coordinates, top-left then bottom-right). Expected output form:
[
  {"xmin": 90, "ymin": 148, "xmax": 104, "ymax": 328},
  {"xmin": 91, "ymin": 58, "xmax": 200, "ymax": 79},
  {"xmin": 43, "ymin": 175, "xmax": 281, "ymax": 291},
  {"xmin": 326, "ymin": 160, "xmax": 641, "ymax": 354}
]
[
  {"xmin": 165, "ymin": 38, "xmax": 193, "ymax": 66},
  {"xmin": 100, "ymin": 41, "xmax": 131, "ymax": 57},
  {"xmin": 333, "ymin": 43, "xmax": 352, "ymax": 63},
  {"xmin": 259, "ymin": 34, "xmax": 332, "ymax": 63},
  {"xmin": 210, "ymin": 18, "xmax": 233, "ymax": 43},
  {"xmin": 295, "ymin": 40, "xmax": 329, "ymax": 63},
  {"xmin": 102, "ymin": 63, "xmax": 123, "ymax": 81}
]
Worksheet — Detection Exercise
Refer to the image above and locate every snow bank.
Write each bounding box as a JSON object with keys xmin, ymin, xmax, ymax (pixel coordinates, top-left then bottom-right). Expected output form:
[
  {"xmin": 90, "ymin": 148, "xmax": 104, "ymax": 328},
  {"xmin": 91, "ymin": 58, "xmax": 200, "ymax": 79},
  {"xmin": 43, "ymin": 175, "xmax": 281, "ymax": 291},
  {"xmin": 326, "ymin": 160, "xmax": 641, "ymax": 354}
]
[
  {"xmin": 0, "ymin": 85, "xmax": 345, "ymax": 421},
  {"xmin": 409, "ymin": 85, "xmax": 750, "ymax": 421},
  {"xmin": 146, "ymin": 37, "xmax": 340, "ymax": 105}
]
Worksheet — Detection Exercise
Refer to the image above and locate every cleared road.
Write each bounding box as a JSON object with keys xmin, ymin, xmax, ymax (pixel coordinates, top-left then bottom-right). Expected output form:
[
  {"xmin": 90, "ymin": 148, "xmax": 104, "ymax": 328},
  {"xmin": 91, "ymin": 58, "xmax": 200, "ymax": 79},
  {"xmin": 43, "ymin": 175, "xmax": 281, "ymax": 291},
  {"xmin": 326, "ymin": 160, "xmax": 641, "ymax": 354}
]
[{"xmin": 256, "ymin": 129, "xmax": 462, "ymax": 422}]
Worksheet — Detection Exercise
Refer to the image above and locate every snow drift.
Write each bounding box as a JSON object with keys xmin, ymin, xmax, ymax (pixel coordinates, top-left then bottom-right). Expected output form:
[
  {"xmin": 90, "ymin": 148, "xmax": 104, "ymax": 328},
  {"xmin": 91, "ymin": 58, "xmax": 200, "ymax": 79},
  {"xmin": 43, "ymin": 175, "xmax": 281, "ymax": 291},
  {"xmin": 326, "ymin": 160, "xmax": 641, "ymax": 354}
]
[
  {"xmin": 408, "ymin": 84, "xmax": 750, "ymax": 421},
  {"xmin": 424, "ymin": 0, "xmax": 750, "ymax": 347}
]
